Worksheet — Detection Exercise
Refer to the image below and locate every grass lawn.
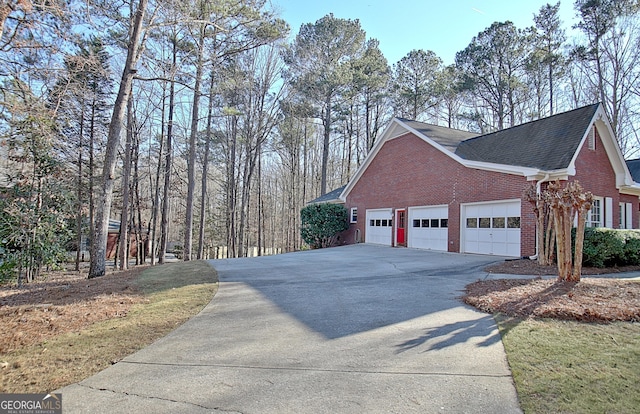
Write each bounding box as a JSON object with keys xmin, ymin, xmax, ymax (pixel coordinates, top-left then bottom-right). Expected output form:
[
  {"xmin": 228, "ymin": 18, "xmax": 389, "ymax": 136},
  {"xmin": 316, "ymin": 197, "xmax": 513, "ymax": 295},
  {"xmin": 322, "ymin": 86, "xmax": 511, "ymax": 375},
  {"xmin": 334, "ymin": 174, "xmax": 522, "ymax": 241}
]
[
  {"xmin": 1, "ymin": 261, "xmax": 217, "ymax": 393},
  {"xmin": 497, "ymin": 316, "xmax": 640, "ymax": 413}
]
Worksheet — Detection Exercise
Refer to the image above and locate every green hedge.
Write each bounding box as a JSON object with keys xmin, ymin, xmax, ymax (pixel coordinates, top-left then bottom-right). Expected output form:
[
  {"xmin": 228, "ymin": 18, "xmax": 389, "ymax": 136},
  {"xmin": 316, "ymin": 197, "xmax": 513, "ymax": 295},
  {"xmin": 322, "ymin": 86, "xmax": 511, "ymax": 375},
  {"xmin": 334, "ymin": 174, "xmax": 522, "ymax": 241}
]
[
  {"xmin": 575, "ymin": 228, "xmax": 640, "ymax": 268},
  {"xmin": 300, "ymin": 203, "xmax": 349, "ymax": 249}
]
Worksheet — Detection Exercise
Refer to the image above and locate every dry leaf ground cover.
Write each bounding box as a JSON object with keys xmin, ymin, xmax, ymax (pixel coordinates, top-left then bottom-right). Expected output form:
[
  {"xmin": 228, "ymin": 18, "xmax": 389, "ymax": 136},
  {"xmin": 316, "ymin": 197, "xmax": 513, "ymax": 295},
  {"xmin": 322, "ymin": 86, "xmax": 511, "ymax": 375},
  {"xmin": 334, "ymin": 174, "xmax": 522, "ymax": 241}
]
[
  {"xmin": 0, "ymin": 261, "xmax": 217, "ymax": 393},
  {"xmin": 463, "ymin": 259, "xmax": 640, "ymax": 322}
]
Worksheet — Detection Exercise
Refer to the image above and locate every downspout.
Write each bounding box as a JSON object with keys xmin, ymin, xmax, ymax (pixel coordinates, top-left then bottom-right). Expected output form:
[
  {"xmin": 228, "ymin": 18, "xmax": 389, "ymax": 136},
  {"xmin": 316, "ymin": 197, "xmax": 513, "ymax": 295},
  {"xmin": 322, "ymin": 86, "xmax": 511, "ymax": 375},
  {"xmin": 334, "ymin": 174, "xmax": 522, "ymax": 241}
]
[{"xmin": 530, "ymin": 173, "xmax": 550, "ymax": 260}]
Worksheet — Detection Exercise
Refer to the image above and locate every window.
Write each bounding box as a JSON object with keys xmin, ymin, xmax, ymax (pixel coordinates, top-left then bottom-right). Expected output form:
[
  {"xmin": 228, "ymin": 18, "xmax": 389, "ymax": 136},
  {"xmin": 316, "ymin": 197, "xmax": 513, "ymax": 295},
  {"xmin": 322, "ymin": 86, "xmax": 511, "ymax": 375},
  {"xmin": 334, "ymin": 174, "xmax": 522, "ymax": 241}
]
[
  {"xmin": 413, "ymin": 219, "xmax": 420, "ymax": 228},
  {"xmin": 479, "ymin": 218, "xmax": 491, "ymax": 228},
  {"xmin": 422, "ymin": 219, "xmax": 430, "ymax": 228},
  {"xmin": 588, "ymin": 198, "xmax": 602, "ymax": 227},
  {"xmin": 507, "ymin": 217, "xmax": 521, "ymax": 229},
  {"xmin": 619, "ymin": 202, "xmax": 633, "ymax": 229},
  {"xmin": 350, "ymin": 208, "xmax": 358, "ymax": 224},
  {"xmin": 466, "ymin": 218, "xmax": 477, "ymax": 228},
  {"xmin": 430, "ymin": 219, "xmax": 440, "ymax": 228},
  {"xmin": 492, "ymin": 217, "xmax": 505, "ymax": 228},
  {"xmin": 441, "ymin": 219, "xmax": 448, "ymax": 228}
]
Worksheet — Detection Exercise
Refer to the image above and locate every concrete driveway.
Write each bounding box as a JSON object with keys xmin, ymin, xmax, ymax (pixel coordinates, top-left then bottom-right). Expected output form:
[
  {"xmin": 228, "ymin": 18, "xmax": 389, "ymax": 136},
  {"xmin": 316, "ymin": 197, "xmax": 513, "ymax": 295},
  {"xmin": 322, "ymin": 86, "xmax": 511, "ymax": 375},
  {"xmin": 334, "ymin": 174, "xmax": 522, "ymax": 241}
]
[{"xmin": 60, "ymin": 244, "xmax": 522, "ymax": 413}]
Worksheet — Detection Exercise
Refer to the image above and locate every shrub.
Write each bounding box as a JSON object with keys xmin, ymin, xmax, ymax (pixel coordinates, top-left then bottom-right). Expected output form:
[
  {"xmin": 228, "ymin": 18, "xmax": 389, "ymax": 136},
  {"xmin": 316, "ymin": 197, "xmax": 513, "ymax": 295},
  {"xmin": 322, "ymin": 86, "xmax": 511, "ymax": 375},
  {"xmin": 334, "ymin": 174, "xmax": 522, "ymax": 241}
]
[
  {"xmin": 300, "ymin": 203, "xmax": 349, "ymax": 249},
  {"xmin": 621, "ymin": 232, "xmax": 640, "ymax": 265},
  {"xmin": 579, "ymin": 228, "xmax": 640, "ymax": 268}
]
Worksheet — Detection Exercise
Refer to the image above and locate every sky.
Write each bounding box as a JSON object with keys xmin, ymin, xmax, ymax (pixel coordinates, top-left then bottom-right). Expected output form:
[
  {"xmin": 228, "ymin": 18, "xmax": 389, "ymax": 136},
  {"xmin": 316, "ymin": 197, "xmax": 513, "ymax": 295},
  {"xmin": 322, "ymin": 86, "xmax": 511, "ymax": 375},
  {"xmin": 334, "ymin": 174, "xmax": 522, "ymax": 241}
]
[{"xmin": 272, "ymin": 0, "xmax": 580, "ymax": 65}]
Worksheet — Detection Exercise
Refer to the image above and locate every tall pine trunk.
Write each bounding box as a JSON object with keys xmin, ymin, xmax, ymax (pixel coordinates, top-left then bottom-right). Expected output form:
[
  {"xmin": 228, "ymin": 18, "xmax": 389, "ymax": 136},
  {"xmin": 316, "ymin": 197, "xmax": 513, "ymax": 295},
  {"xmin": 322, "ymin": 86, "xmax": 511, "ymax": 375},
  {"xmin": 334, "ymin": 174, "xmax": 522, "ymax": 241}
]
[
  {"xmin": 89, "ymin": 0, "xmax": 148, "ymax": 278},
  {"xmin": 197, "ymin": 75, "xmax": 215, "ymax": 260},
  {"xmin": 159, "ymin": 41, "xmax": 177, "ymax": 265},
  {"xmin": 118, "ymin": 96, "xmax": 134, "ymax": 270},
  {"xmin": 184, "ymin": 24, "xmax": 206, "ymax": 261}
]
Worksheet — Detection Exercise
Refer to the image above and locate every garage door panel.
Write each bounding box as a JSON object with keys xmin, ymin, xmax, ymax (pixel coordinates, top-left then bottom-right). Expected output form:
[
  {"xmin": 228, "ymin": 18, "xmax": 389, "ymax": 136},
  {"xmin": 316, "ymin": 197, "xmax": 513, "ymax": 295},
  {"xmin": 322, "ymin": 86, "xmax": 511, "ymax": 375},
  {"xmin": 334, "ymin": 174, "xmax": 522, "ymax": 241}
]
[
  {"xmin": 408, "ymin": 206, "xmax": 448, "ymax": 251},
  {"xmin": 506, "ymin": 232, "xmax": 520, "ymax": 243},
  {"xmin": 462, "ymin": 201, "xmax": 521, "ymax": 257},
  {"xmin": 366, "ymin": 209, "xmax": 392, "ymax": 245}
]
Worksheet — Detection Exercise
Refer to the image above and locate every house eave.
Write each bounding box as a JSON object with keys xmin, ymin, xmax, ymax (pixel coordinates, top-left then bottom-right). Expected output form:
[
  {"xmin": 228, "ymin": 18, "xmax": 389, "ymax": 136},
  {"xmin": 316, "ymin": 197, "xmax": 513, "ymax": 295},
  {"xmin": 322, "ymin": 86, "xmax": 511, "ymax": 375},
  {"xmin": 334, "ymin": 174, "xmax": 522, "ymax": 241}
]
[
  {"xmin": 463, "ymin": 160, "xmax": 540, "ymax": 177},
  {"xmin": 620, "ymin": 184, "xmax": 640, "ymax": 197},
  {"xmin": 307, "ymin": 198, "xmax": 345, "ymax": 205}
]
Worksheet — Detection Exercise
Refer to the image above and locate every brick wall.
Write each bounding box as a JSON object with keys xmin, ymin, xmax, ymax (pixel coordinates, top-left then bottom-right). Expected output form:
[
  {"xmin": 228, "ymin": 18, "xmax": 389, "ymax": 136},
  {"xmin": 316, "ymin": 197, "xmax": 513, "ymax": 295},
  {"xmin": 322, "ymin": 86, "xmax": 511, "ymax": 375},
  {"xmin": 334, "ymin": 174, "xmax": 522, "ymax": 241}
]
[
  {"xmin": 344, "ymin": 133, "xmax": 537, "ymax": 256},
  {"xmin": 572, "ymin": 126, "xmax": 639, "ymax": 228},
  {"xmin": 343, "ymin": 126, "xmax": 640, "ymax": 256}
]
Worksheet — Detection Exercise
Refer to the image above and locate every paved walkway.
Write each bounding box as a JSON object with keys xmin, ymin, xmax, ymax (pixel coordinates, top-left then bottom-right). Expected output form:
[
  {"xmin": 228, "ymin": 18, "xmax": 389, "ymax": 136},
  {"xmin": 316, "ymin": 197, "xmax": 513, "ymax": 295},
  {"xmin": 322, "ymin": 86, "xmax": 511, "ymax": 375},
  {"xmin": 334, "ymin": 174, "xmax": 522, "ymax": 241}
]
[{"xmin": 59, "ymin": 245, "xmax": 522, "ymax": 413}]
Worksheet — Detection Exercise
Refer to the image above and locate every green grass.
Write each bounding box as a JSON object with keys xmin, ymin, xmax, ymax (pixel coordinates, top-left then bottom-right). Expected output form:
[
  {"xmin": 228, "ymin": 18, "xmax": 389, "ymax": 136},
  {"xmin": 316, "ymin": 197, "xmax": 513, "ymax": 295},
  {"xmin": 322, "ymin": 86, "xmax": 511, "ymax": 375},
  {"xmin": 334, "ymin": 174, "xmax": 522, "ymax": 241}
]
[
  {"xmin": 497, "ymin": 315, "xmax": 640, "ymax": 413},
  {"xmin": 1, "ymin": 261, "xmax": 218, "ymax": 393}
]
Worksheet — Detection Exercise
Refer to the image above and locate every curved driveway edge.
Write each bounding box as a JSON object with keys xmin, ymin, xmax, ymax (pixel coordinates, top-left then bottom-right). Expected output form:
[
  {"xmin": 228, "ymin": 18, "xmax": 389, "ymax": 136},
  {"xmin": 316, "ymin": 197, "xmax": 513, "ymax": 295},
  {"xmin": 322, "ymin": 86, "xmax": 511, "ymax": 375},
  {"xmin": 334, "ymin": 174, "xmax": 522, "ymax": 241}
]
[{"xmin": 59, "ymin": 244, "xmax": 522, "ymax": 413}]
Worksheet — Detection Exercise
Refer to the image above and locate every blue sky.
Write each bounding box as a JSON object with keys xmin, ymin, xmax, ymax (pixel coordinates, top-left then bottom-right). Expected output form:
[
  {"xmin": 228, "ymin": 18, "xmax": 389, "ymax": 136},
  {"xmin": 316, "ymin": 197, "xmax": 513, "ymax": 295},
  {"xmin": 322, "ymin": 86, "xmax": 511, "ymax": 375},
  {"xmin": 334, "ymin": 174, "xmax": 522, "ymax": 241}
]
[{"xmin": 272, "ymin": 0, "xmax": 579, "ymax": 65}]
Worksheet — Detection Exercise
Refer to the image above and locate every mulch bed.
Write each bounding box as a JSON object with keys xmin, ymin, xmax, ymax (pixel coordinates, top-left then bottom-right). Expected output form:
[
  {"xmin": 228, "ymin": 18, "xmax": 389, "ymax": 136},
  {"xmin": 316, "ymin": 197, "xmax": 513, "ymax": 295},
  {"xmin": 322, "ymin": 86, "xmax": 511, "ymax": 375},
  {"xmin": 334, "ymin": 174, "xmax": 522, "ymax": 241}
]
[{"xmin": 461, "ymin": 259, "xmax": 640, "ymax": 322}]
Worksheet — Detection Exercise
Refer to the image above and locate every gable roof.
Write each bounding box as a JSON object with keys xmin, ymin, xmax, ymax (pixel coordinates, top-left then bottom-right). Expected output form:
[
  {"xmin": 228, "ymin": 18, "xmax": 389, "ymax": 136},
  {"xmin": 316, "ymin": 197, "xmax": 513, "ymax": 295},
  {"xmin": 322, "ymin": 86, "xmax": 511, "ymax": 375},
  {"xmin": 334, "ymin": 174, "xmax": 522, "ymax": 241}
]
[
  {"xmin": 455, "ymin": 103, "xmax": 600, "ymax": 170},
  {"xmin": 340, "ymin": 103, "xmax": 640, "ymax": 201},
  {"xmin": 627, "ymin": 159, "xmax": 640, "ymax": 182}
]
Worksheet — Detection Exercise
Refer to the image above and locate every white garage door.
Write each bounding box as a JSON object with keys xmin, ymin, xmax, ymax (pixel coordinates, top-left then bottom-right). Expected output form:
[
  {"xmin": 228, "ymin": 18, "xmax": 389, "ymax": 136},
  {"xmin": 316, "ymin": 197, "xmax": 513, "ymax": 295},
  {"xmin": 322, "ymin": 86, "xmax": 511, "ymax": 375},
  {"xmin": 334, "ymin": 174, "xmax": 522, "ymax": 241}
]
[
  {"xmin": 365, "ymin": 208, "xmax": 393, "ymax": 245},
  {"xmin": 462, "ymin": 200, "xmax": 521, "ymax": 257},
  {"xmin": 408, "ymin": 206, "xmax": 448, "ymax": 251}
]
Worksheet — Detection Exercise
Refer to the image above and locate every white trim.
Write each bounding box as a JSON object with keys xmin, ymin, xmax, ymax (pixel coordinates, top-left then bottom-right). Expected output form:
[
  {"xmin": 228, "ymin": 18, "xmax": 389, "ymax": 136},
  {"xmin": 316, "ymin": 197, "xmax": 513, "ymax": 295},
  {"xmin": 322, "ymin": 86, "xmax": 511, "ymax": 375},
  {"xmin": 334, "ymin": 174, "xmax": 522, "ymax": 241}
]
[
  {"xmin": 626, "ymin": 202, "xmax": 634, "ymax": 229},
  {"xmin": 350, "ymin": 207, "xmax": 358, "ymax": 224},
  {"xmin": 587, "ymin": 197, "xmax": 604, "ymax": 227},
  {"xmin": 365, "ymin": 208, "xmax": 393, "ymax": 245},
  {"xmin": 605, "ymin": 197, "xmax": 613, "ymax": 228},
  {"xmin": 394, "ymin": 208, "xmax": 406, "ymax": 247},
  {"xmin": 565, "ymin": 105, "xmax": 638, "ymax": 191}
]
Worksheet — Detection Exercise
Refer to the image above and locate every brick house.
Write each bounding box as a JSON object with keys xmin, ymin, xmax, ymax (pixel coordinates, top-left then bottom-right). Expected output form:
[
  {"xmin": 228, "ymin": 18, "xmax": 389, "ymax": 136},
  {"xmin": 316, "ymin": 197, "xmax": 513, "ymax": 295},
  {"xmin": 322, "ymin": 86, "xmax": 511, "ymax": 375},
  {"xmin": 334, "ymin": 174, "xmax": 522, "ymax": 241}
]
[{"xmin": 330, "ymin": 103, "xmax": 640, "ymax": 257}]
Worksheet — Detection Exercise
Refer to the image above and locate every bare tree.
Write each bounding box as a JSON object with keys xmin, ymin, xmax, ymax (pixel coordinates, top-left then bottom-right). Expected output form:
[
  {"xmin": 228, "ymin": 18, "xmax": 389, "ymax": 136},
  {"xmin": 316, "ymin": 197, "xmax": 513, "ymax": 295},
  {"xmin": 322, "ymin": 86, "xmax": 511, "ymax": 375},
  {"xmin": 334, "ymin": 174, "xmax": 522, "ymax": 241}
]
[{"xmin": 89, "ymin": 0, "xmax": 151, "ymax": 278}]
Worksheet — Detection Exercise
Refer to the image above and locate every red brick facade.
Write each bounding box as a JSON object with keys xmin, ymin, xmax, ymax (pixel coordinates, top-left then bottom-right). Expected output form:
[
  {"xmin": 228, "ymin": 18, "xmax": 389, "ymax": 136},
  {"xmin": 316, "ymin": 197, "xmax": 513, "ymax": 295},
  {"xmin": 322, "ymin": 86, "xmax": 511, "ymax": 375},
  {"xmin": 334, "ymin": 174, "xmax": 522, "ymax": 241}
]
[
  {"xmin": 341, "ymin": 125, "xmax": 638, "ymax": 256},
  {"xmin": 571, "ymin": 127, "xmax": 639, "ymax": 228}
]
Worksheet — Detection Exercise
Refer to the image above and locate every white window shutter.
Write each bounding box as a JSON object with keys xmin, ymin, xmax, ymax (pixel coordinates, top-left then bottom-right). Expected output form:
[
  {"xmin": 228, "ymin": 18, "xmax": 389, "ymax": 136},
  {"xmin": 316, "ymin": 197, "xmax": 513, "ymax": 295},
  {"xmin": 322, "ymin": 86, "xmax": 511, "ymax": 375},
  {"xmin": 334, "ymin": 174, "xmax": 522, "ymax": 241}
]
[
  {"xmin": 605, "ymin": 197, "xmax": 613, "ymax": 228},
  {"xmin": 626, "ymin": 203, "xmax": 634, "ymax": 229}
]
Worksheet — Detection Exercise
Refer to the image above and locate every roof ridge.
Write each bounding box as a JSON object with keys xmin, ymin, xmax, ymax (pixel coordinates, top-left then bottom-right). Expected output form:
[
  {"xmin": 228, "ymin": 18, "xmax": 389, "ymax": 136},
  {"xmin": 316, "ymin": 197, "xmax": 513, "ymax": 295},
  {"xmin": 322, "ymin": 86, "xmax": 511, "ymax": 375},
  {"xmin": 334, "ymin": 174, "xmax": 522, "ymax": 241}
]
[{"xmin": 395, "ymin": 118, "xmax": 479, "ymax": 135}]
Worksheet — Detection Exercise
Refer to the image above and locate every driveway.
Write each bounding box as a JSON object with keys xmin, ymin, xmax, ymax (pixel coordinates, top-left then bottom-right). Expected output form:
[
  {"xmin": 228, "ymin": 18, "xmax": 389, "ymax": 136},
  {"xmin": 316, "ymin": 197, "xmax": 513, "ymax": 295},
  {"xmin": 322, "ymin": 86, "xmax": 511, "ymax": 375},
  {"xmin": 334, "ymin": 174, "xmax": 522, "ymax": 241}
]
[{"xmin": 60, "ymin": 244, "xmax": 522, "ymax": 413}]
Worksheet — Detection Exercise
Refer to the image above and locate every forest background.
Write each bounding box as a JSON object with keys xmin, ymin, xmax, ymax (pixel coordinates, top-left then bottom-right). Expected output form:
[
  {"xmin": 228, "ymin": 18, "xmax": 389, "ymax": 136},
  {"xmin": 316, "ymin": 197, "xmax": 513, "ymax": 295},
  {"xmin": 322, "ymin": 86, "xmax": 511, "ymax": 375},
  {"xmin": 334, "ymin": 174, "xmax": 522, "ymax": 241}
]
[{"xmin": 1, "ymin": 0, "xmax": 640, "ymax": 281}]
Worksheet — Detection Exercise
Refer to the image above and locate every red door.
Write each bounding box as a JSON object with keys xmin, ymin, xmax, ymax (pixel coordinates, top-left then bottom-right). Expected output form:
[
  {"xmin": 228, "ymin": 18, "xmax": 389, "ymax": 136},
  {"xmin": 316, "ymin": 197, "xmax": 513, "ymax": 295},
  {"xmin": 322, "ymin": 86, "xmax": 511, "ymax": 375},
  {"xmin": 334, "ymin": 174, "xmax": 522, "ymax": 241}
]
[{"xmin": 396, "ymin": 210, "xmax": 406, "ymax": 246}]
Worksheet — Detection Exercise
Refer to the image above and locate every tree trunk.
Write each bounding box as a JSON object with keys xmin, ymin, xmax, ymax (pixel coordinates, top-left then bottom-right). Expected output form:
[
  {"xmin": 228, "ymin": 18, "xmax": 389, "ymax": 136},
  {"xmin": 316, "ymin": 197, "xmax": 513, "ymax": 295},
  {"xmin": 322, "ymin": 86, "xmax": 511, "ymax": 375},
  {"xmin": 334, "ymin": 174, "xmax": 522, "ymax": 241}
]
[
  {"xmin": 544, "ymin": 208, "xmax": 555, "ymax": 265},
  {"xmin": 227, "ymin": 115, "xmax": 238, "ymax": 258},
  {"xmin": 75, "ymin": 100, "xmax": 85, "ymax": 271},
  {"xmin": 320, "ymin": 93, "xmax": 332, "ymax": 195},
  {"xmin": 159, "ymin": 38, "xmax": 177, "ymax": 265},
  {"xmin": 572, "ymin": 206, "xmax": 588, "ymax": 282},
  {"xmin": 553, "ymin": 205, "xmax": 567, "ymax": 280},
  {"xmin": 132, "ymin": 124, "xmax": 143, "ymax": 265},
  {"xmin": 88, "ymin": 102, "xmax": 96, "ymax": 261},
  {"xmin": 197, "ymin": 75, "xmax": 215, "ymax": 260},
  {"xmin": 184, "ymin": 24, "xmax": 206, "ymax": 262},
  {"xmin": 118, "ymin": 95, "xmax": 134, "ymax": 271},
  {"xmin": 149, "ymin": 81, "xmax": 166, "ymax": 265},
  {"xmin": 89, "ymin": 0, "xmax": 148, "ymax": 278}
]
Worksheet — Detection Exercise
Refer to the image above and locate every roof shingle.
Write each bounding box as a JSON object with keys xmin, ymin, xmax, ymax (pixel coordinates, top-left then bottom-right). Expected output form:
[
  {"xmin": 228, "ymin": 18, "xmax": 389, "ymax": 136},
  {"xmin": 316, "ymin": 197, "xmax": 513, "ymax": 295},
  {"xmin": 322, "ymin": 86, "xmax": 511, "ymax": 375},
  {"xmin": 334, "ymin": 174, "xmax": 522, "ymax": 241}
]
[
  {"xmin": 627, "ymin": 159, "xmax": 640, "ymax": 182},
  {"xmin": 454, "ymin": 103, "xmax": 600, "ymax": 170},
  {"xmin": 397, "ymin": 118, "xmax": 478, "ymax": 152}
]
